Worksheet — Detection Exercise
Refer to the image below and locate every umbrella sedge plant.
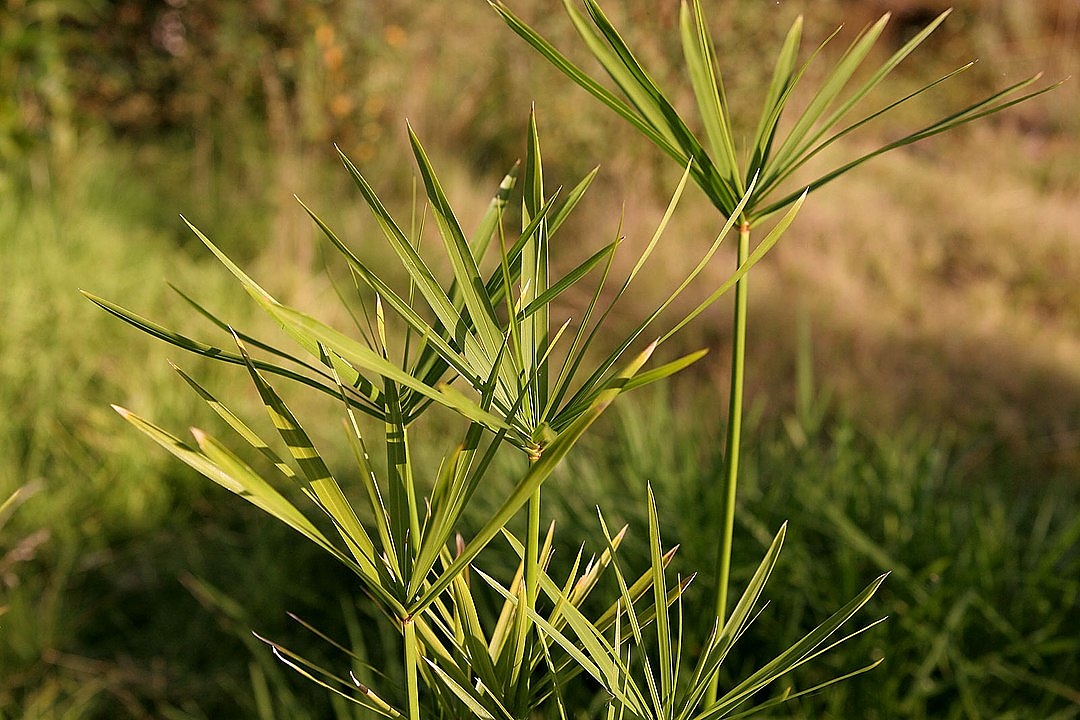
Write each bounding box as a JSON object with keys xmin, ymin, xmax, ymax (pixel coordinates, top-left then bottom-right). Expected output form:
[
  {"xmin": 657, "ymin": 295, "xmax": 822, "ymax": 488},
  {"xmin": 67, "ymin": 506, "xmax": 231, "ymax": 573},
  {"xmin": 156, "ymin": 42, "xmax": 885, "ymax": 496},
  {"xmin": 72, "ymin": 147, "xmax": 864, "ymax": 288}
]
[
  {"xmin": 82, "ymin": 41, "xmax": 974, "ymax": 717},
  {"xmin": 491, "ymin": 0, "xmax": 1057, "ymax": 704}
]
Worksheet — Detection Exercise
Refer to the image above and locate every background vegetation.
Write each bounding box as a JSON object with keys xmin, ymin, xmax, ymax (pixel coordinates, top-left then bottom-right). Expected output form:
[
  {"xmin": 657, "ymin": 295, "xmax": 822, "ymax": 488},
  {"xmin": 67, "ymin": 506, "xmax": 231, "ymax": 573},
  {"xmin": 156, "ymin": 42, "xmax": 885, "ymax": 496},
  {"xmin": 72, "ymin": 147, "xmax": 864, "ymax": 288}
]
[{"xmin": 1, "ymin": 0, "xmax": 1077, "ymax": 717}]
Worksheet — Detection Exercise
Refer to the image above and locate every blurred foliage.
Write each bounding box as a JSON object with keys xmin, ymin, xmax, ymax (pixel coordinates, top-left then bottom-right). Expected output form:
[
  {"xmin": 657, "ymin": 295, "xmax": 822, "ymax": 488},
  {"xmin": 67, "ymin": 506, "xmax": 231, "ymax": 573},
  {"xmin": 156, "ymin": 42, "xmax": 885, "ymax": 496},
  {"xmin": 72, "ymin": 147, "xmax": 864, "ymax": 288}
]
[
  {"xmin": 66, "ymin": 1, "xmax": 397, "ymax": 148},
  {"xmin": 4, "ymin": 0, "xmax": 1076, "ymax": 170},
  {"xmin": 2, "ymin": 0, "xmax": 1074, "ymax": 217},
  {"xmin": 0, "ymin": 0, "xmax": 93, "ymax": 192}
]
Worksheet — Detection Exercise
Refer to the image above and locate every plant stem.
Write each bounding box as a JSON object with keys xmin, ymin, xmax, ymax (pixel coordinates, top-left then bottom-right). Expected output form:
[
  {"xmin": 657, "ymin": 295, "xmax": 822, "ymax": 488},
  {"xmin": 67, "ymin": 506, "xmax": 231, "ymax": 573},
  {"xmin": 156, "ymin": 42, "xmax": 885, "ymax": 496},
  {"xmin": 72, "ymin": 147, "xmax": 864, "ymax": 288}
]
[
  {"xmin": 385, "ymin": 381, "xmax": 418, "ymax": 584},
  {"xmin": 525, "ymin": 485, "xmax": 541, "ymax": 621},
  {"xmin": 403, "ymin": 616, "xmax": 420, "ymax": 720},
  {"xmin": 510, "ymin": 480, "xmax": 542, "ymax": 714},
  {"xmin": 707, "ymin": 221, "xmax": 750, "ymax": 705}
]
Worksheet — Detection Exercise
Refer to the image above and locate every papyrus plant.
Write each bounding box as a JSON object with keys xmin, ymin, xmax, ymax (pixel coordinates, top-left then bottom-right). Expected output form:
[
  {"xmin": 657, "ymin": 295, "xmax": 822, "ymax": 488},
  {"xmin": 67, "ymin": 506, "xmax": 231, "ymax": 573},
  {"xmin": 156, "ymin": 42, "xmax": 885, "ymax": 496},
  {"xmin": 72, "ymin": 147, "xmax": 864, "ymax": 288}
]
[
  {"xmin": 492, "ymin": 0, "xmax": 1056, "ymax": 701},
  {"xmin": 86, "ymin": 109, "xmax": 886, "ymax": 718}
]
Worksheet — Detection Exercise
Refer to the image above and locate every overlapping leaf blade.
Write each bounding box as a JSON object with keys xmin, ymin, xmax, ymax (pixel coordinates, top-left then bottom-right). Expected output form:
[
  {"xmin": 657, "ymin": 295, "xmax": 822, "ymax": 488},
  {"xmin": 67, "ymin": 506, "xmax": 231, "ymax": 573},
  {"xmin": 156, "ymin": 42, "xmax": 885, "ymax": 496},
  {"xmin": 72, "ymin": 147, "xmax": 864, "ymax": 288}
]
[
  {"xmin": 755, "ymin": 73, "xmax": 1059, "ymax": 219},
  {"xmin": 700, "ymin": 574, "xmax": 888, "ymax": 719},
  {"xmin": 410, "ymin": 340, "xmax": 656, "ymax": 615},
  {"xmin": 408, "ymin": 124, "xmax": 506, "ymax": 378},
  {"xmin": 679, "ymin": 0, "xmax": 740, "ymax": 195},
  {"xmin": 494, "ymin": 0, "xmax": 1055, "ymax": 226},
  {"xmin": 82, "ymin": 291, "xmax": 376, "ymax": 414},
  {"xmin": 268, "ymin": 304, "xmax": 513, "ymax": 436}
]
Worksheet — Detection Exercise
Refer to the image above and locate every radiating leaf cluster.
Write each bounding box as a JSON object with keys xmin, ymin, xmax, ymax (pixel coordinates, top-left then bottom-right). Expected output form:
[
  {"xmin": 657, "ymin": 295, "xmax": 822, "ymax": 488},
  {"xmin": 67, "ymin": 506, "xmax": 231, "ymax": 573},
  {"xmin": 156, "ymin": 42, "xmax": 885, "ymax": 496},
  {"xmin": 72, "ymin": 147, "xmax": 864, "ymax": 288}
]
[
  {"xmin": 82, "ymin": 60, "xmax": 908, "ymax": 716},
  {"xmin": 492, "ymin": 0, "xmax": 1058, "ymax": 226},
  {"xmin": 491, "ymin": 4, "xmax": 1056, "ymax": 708}
]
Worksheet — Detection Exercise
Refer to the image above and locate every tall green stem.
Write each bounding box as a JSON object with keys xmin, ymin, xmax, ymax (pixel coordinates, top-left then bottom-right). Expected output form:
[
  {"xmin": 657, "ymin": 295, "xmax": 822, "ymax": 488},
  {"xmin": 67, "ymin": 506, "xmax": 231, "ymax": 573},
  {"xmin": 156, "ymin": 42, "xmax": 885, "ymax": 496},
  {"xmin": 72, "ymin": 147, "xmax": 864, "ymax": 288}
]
[
  {"xmin": 509, "ymin": 479, "xmax": 542, "ymax": 715},
  {"xmin": 403, "ymin": 616, "xmax": 420, "ymax": 720},
  {"xmin": 707, "ymin": 221, "xmax": 750, "ymax": 705},
  {"xmin": 525, "ymin": 485, "xmax": 541, "ymax": 622}
]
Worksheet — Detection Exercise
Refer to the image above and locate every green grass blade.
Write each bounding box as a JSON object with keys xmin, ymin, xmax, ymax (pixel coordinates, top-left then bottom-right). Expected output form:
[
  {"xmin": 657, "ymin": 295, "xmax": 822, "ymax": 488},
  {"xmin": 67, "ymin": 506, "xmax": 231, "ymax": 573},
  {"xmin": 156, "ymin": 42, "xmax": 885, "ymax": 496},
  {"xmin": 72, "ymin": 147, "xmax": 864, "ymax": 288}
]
[
  {"xmin": 679, "ymin": 0, "xmax": 740, "ymax": 188},
  {"xmin": 234, "ymin": 337, "xmax": 333, "ymax": 486},
  {"xmin": 748, "ymin": 16, "xmax": 803, "ymax": 175},
  {"xmin": 477, "ymin": 567, "xmax": 649, "ymax": 717},
  {"xmin": 408, "ymin": 125, "xmax": 504, "ymax": 360},
  {"xmin": 547, "ymin": 166, "xmax": 599, "ymax": 236},
  {"xmin": 722, "ymin": 658, "xmax": 884, "ymax": 720},
  {"xmin": 662, "ymin": 188, "xmax": 804, "ymax": 341},
  {"xmin": 449, "ymin": 568, "xmax": 503, "ymax": 686},
  {"xmin": 755, "ymin": 74, "xmax": 1057, "ymax": 219},
  {"xmin": 576, "ymin": 0, "xmax": 683, "ymax": 150},
  {"xmin": 646, "ymin": 484, "xmax": 674, "ymax": 708},
  {"xmin": 382, "ymin": 380, "xmax": 421, "ymax": 589},
  {"xmin": 170, "ymin": 363, "xmax": 298, "ymax": 481},
  {"xmin": 625, "ymin": 160, "xmax": 693, "ymax": 288},
  {"xmin": 185, "ymin": 218, "xmax": 409, "ymax": 422},
  {"xmin": 82, "ymin": 291, "xmax": 383, "ymax": 416},
  {"xmin": 112, "ymin": 406, "xmax": 323, "ymax": 546},
  {"xmin": 768, "ymin": 14, "xmax": 890, "ymax": 173},
  {"xmin": 595, "ymin": 508, "xmax": 663, "ymax": 715},
  {"xmin": 564, "ymin": 525, "xmax": 627, "ymax": 610},
  {"xmin": 554, "ymin": 173, "xmax": 753, "ymax": 424},
  {"xmin": 536, "ymin": 633, "xmax": 572, "ymax": 720},
  {"xmin": 423, "ymin": 658, "xmax": 508, "ymax": 720},
  {"xmin": 482, "ymin": 188, "xmax": 562, "ymax": 315},
  {"xmin": 755, "ymin": 62, "xmax": 974, "ymax": 201},
  {"xmin": 468, "ymin": 161, "xmax": 519, "ymax": 263},
  {"xmin": 621, "ymin": 349, "xmax": 708, "ymax": 394},
  {"xmin": 672, "ymin": 575, "xmax": 687, "ymax": 712},
  {"xmin": 488, "ymin": 549, "xmax": 526, "ymax": 662},
  {"xmin": 232, "ymin": 336, "xmax": 380, "ymax": 577},
  {"xmin": 257, "ymin": 635, "xmax": 405, "ymax": 718},
  {"xmin": 550, "ymin": 163, "xmax": 717, "ymax": 419},
  {"xmin": 702, "ymin": 574, "xmax": 888, "ymax": 719},
  {"xmin": 348, "ymin": 432, "xmax": 399, "ymax": 583},
  {"xmin": 589, "ymin": 550, "xmax": 682, "ymax": 635},
  {"xmin": 547, "ymin": 216, "xmax": 620, "ymax": 420},
  {"xmin": 191, "ymin": 428, "xmax": 408, "ymax": 610},
  {"xmin": 267, "ymin": 304, "xmax": 513, "ymax": 435},
  {"xmin": 519, "ymin": 239, "xmax": 617, "ymax": 321},
  {"xmin": 181, "ymin": 216, "xmax": 363, "ymax": 376},
  {"xmin": 298, "ymin": 198, "xmax": 484, "ymax": 388},
  {"xmin": 408, "ymin": 445, "xmax": 476, "ymax": 596},
  {"xmin": 168, "ymin": 282, "xmax": 335, "ymax": 379},
  {"xmin": 748, "ymin": 22, "xmax": 844, "ymax": 194},
  {"xmin": 402, "ymin": 619, "xmax": 421, "ymax": 720},
  {"xmin": 489, "ymin": 1, "xmax": 686, "ymax": 162},
  {"xmin": 535, "ymin": 317, "xmax": 574, "ymax": 384},
  {"xmin": 410, "ymin": 341, "xmax": 656, "ymax": 615},
  {"xmin": 336, "ymin": 148, "xmax": 470, "ymax": 345},
  {"xmin": 0, "ymin": 489, "xmax": 22, "ymax": 518},
  {"xmin": 682, "ymin": 524, "xmax": 787, "ymax": 713},
  {"xmin": 334, "ymin": 366, "xmax": 405, "ymax": 588},
  {"xmin": 520, "ymin": 109, "xmax": 550, "ymax": 427},
  {"xmin": 798, "ymin": 11, "xmax": 952, "ymax": 159},
  {"xmin": 497, "ymin": 522, "xmax": 636, "ymax": 636},
  {"xmin": 114, "ymin": 406, "xmax": 408, "ymax": 615},
  {"xmin": 485, "ymin": 565, "xmax": 618, "ymax": 694},
  {"xmin": 576, "ymin": 0, "xmax": 739, "ymax": 211}
]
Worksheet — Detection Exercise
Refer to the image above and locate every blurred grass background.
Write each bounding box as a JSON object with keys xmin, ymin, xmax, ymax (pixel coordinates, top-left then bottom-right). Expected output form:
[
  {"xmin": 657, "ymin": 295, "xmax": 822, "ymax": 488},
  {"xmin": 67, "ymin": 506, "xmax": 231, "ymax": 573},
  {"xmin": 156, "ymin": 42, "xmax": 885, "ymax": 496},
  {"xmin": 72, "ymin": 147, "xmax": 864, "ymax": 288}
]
[{"xmin": 1, "ymin": 0, "xmax": 1078, "ymax": 717}]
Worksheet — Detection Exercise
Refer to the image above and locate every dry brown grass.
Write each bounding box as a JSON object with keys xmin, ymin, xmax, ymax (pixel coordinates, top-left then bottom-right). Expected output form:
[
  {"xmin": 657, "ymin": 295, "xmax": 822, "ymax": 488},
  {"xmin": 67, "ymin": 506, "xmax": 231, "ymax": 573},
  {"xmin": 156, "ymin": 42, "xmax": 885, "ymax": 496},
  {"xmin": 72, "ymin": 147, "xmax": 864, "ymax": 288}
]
[{"xmin": 747, "ymin": 125, "xmax": 1080, "ymax": 461}]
